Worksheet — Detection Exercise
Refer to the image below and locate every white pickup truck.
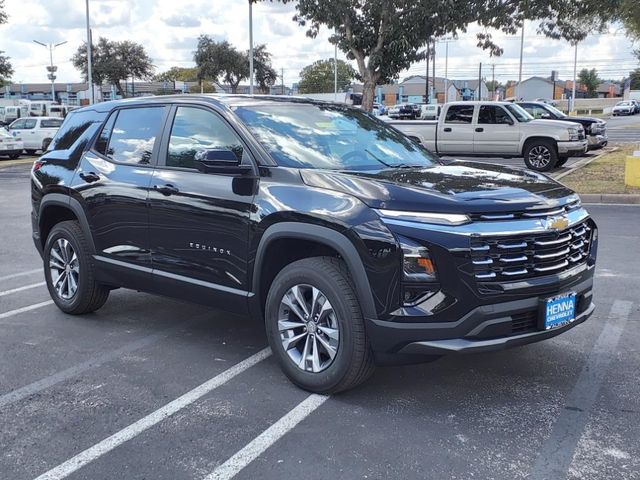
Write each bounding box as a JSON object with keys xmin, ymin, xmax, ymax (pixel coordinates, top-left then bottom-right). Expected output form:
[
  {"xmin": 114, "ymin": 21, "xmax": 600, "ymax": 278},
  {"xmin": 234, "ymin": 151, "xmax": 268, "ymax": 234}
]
[{"xmin": 386, "ymin": 101, "xmax": 588, "ymax": 171}]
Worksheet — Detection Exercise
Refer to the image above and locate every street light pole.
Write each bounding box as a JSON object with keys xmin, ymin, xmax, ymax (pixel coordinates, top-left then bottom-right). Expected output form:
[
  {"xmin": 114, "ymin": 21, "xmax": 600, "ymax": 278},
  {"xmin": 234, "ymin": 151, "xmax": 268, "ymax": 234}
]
[
  {"xmin": 248, "ymin": 0, "xmax": 254, "ymax": 95},
  {"xmin": 85, "ymin": 0, "xmax": 93, "ymax": 104},
  {"xmin": 517, "ymin": 24, "xmax": 524, "ymax": 99},
  {"xmin": 33, "ymin": 40, "xmax": 67, "ymax": 103},
  {"xmin": 334, "ymin": 42, "xmax": 337, "ymax": 101},
  {"xmin": 572, "ymin": 42, "xmax": 578, "ymax": 114}
]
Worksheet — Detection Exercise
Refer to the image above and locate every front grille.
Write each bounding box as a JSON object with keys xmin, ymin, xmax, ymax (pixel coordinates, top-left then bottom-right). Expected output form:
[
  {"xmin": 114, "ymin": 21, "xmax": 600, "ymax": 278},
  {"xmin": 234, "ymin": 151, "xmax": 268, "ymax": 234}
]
[
  {"xmin": 470, "ymin": 198, "xmax": 581, "ymax": 221},
  {"xmin": 471, "ymin": 220, "xmax": 592, "ymax": 281}
]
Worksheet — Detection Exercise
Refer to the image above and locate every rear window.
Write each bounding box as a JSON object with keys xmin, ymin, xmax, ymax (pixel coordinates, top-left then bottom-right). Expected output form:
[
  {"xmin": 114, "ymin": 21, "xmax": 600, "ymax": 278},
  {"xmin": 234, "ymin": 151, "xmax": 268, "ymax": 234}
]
[
  {"xmin": 444, "ymin": 105, "xmax": 474, "ymax": 124},
  {"xmin": 41, "ymin": 119, "xmax": 64, "ymax": 128},
  {"xmin": 49, "ymin": 110, "xmax": 106, "ymax": 152}
]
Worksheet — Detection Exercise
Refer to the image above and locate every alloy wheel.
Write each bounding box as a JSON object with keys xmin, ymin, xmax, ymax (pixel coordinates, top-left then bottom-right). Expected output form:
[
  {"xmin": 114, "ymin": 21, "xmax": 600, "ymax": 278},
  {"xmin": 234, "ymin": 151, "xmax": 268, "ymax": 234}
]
[
  {"xmin": 49, "ymin": 238, "xmax": 79, "ymax": 300},
  {"xmin": 528, "ymin": 145, "xmax": 551, "ymax": 168},
  {"xmin": 278, "ymin": 284, "xmax": 340, "ymax": 373}
]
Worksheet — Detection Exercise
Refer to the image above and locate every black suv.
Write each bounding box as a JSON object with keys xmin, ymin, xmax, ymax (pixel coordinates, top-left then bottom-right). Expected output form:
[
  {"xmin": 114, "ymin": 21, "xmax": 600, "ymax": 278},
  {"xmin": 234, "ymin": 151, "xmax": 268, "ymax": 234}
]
[
  {"xmin": 518, "ymin": 101, "xmax": 608, "ymax": 151},
  {"xmin": 31, "ymin": 95, "xmax": 598, "ymax": 393}
]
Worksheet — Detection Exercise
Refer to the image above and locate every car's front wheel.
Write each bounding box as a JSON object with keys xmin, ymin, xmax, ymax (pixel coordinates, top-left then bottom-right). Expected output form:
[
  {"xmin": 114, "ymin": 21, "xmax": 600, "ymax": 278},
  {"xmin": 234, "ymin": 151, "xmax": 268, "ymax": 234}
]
[
  {"xmin": 44, "ymin": 221, "xmax": 109, "ymax": 314},
  {"xmin": 265, "ymin": 257, "xmax": 375, "ymax": 394},
  {"xmin": 523, "ymin": 140, "xmax": 558, "ymax": 171}
]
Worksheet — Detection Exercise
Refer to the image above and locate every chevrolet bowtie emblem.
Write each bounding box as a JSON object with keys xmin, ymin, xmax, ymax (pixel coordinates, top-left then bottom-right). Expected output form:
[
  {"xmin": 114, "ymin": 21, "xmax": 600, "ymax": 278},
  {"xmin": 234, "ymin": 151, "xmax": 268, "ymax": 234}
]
[{"xmin": 546, "ymin": 215, "xmax": 569, "ymax": 231}]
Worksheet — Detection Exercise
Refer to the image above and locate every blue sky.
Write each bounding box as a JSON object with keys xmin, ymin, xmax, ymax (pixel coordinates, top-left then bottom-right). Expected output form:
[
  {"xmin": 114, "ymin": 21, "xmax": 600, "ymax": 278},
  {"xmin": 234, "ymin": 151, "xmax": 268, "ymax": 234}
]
[{"xmin": 1, "ymin": 0, "xmax": 638, "ymax": 86}]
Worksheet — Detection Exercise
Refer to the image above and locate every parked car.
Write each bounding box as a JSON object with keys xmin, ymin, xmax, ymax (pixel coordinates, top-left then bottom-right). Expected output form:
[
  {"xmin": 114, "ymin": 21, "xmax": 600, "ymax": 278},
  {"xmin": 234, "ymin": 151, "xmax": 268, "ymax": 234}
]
[
  {"xmin": 388, "ymin": 101, "xmax": 587, "ymax": 171},
  {"xmin": 630, "ymin": 99, "xmax": 640, "ymax": 114},
  {"xmin": 0, "ymin": 105, "xmax": 28, "ymax": 125},
  {"xmin": 612, "ymin": 101, "xmax": 636, "ymax": 116},
  {"xmin": 31, "ymin": 95, "xmax": 597, "ymax": 393},
  {"xmin": 0, "ymin": 127, "xmax": 23, "ymax": 159},
  {"xmin": 371, "ymin": 103, "xmax": 386, "ymax": 116},
  {"xmin": 388, "ymin": 103, "xmax": 420, "ymax": 119},
  {"xmin": 518, "ymin": 101, "xmax": 607, "ymax": 150},
  {"xmin": 419, "ymin": 104, "xmax": 441, "ymax": 120},
  {"xmin": 8, "ymin": 116, "xmax": 63, "ymax": 154}
]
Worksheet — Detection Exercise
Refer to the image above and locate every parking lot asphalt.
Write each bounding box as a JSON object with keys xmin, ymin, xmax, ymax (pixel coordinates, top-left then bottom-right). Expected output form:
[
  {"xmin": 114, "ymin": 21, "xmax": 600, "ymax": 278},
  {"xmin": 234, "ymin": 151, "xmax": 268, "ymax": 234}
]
[{"xmin": 1, "ymin": 163, "xmax": 639, "ymax": 480}]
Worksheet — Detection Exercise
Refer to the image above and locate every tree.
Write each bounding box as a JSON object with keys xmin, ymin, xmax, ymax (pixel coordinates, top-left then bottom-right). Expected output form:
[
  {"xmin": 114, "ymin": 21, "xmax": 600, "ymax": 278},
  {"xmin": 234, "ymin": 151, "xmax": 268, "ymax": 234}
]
[
  {"xmin": 578, "ymin": 68, "xmax": 601, "ymax": 97},
  {"xmin": 298, "ymin": 58, "xmax": 357, "ymax": 93},
  {"xmin": 265, "ymin": 0, "xmax": 618, "ymax": 111},
  {"xmin": 252, "ymin": 44, "xmax": 278, "ymax": 92},
  {"xmin": 0, "ymin": 0, "xmax": 6, "ymax": 24},
  {"xmin": 629, "ymin": 69, "xmax": 640, "ymax": 90},
  {"xmin": 155, "ymin": 67, "xmax": 200, "ymax": 82},
  {"xmin": 0, "ymin": 0, "xmax": 12, "ymax": 85},
  {"xmin": 195, "ymin": 36, "xmax": 248, "ymax": 93},
  {"xmin": 72, "ymin": 37, "xmax": 155, "ymax": 98}
]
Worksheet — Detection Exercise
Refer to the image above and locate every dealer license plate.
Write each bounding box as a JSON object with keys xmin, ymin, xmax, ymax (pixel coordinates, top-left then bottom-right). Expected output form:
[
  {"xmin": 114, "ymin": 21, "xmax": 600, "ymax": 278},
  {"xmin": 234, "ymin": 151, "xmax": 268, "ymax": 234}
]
[{"xmin": 541, "ymin": 292, "xmax": 576, "ymax": 330}]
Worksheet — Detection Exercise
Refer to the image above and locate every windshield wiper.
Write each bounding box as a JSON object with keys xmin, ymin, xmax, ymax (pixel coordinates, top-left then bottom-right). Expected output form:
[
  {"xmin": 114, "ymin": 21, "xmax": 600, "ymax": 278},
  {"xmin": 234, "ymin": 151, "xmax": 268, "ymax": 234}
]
[{"xmin": 364, "ymin": 149, "xmax": 422, "ymax": 170}]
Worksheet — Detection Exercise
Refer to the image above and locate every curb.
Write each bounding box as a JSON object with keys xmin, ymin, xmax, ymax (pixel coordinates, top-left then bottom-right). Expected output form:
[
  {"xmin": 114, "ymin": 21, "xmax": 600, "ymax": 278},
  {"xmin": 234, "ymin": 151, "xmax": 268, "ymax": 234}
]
[
  {"xmin": 0, "ymin": 157, "xmax": 37, "ymax": 169},
  {"xmin": 580, "ymin": 193, "xmax": 640, "ymax": 205},
  {"xmin": 552, "ymin": 147, "xmax": 617, "ymax": 181}
]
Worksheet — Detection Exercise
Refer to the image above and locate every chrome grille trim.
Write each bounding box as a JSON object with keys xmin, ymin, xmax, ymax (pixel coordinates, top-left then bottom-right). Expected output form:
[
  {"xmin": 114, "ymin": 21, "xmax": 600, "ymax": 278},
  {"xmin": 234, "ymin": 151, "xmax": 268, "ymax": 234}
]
[
  {"xmin": 534, "ymin": 234, "xmax": 572, "ymax": 246},
  {"xmin": 534, "ymin": 260, "xmax": 569, "ymax": 272},
  {"xmin": 534, "ymin": 247, "xmax": 570, "ymax": 260}
]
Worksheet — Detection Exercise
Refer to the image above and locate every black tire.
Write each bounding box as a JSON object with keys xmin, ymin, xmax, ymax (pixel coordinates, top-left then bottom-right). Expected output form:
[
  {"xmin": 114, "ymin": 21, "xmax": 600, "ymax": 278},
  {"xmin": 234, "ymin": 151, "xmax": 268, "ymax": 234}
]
[
  {"xmin": 265, "ymin": 256, "xmax": 375, "ymax": 394},
  {"xmin": 44, "ymin": 220, "xmax": 109, "ymax": 314},
  {"xmin": 556, "ymin": 157, "xmax": 569, "ymax": 168},
  {"xmin": 9, "ymin": 153, "xmax": 20, "ymax": 159},
  {"xmin": 523, "ymin": 139, "xmax": 558, "ymax": 171},
  {"xmin": 25, "ymin": 149, "xmax": 37, "ymax": 155}
]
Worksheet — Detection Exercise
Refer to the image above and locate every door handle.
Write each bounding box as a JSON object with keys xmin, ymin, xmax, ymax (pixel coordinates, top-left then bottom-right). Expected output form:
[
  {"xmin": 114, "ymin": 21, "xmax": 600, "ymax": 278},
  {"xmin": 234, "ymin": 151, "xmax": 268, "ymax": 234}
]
[
  {"xmin": 475, "ymin": 127, "xmax": 484, "ymax": 132},
  {"xmin": 79, "ymin": 171, "xmax": 100, "ymax": 183},
  {"xmin": 153, "ymin": 184, "xmax": 179, "ymax": 196},
  {"xmin": 443, "ymin": 127, "xmax": 452, "ymax": 132}
]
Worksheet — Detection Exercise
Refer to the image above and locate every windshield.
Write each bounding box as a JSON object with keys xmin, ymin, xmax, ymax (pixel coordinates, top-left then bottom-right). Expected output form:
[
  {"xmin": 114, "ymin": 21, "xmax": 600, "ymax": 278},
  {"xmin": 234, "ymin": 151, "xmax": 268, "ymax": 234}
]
[
  {"xmin": 617, "ymin": 102, "xmax": 631, "ymax": 106},
  {"xmin": 545, "ymin": 104, "xmax": 567, "ymax": 118},
  {"xmin": 233, "ymin": 103, "xmax": 438, "ymax": 171},
  {"xmin": 504, "ymin": 103, "xmax": 534, "ymax": 122}
]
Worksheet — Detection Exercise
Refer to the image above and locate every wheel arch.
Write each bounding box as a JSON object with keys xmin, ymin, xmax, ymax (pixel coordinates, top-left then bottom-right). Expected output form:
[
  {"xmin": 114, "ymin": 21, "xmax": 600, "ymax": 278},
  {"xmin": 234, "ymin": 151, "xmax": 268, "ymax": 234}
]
[
  {"xmin": 39, "ymin": 194, "xmax": 96, "ymax": 254},
  {"xmin": 252, "ymin": 223, "xmax": 377, "ymax": 321}
]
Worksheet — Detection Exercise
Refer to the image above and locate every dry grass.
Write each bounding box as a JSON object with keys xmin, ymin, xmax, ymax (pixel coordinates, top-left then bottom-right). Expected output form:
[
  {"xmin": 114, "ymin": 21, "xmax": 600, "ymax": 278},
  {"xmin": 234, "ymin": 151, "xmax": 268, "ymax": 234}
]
[{"xmin": 561, "ymin": 145, "xmax": 640, "ymax": 194}]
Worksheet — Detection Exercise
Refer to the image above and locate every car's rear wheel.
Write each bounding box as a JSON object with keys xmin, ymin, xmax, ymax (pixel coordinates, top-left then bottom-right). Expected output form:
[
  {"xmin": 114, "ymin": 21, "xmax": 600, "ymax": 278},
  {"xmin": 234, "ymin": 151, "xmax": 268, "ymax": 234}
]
[
  {"xmin": 523, "ymin": 140, "xmax": 558, "ymax": 171},
  {"xmin": 265, "ymin": 256, "xmax": 375, "ymax": 394},
  {"xmin": 9, "ymin": 153, "xmax": 20, "ymax": 159},
  {"xmin": 25, "ymin": 149, "xmax": 37, "ymax": 155},
  {"xmin": 44, "ymin": 221, "xmax": 109, "ymax": 314}
]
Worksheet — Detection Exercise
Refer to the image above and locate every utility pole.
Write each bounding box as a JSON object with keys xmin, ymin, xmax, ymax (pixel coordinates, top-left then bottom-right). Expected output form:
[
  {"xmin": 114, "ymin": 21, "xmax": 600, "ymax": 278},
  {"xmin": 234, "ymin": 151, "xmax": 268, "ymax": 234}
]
[
  {"xmin": 444, "ymin": 39, "xmax": 450, "ymax": 103},
  {"xmin": 431, "ymin": 40, "xmax": 436, "ymax": 104},
  {"xmin": 33, "ymin": 40, "xmax": 67, "ymax": 103},
  {"xmin": 478, "ymin": 62, "xmax": 482, "ymax": 100},
  {"xmin": 571, "ymin": 42, "xmax": 578, "ymax": 114},
  {"xmin": 85, "ymin": 0, "xmax": 93, "ymax": 104},
  {"xmin": 425, "ymin": 41, "xmax": 430, "ymax": 104},
  {"xmin": 491, "ymin": 63, "xmax": 496, "ymax": 99},
  {"xmin": 248, "ymin": 0, "xmax": 254, "ymax": 95},
  {"xmin": 334, "ymin": 42, "xmax": 338, "ymax": 101},
  {"xmin": 517, "ymin": 24, "xmax": 524, "ymax": 99},
  {"xmin": 281, "ymin": 67, "xmax": 284, "ymax": 95}
]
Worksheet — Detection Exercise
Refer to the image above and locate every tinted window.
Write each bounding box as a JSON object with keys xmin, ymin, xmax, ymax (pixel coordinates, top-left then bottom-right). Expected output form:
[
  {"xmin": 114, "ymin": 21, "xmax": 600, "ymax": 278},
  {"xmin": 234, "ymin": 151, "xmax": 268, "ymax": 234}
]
[
  {"xmin": 233, "ymin": 104, "xmax": 438, "ymax": 170},
  {"xmin": 478, "ymin": 105, "xmax": 512, "ymax": 124},
  {"xmin": 102, "ymin": 107, "xmax": 164, "ymax": 164},
  {"xmin": 10, "ymin": 119, "xmax": 25, "ymax": 129},
  {"xmin": 50, "ymin": 110, "xmax": 107, "ymax": 152},
  {"xmin": 167, "ymin": 107, "xmax": 246, "ymax": 169},
  {"xmin": 41, "ymin": 118, "xmax": 64, "ymax": 128},
  {"xmin": 444, "ymin": 105, "xmax": 474, "ymax": 124},
  {"xmin": 23, "ymin": 119, "xmax": 37, "ymax": 129},
  {"xmin": 95, "ymin": 112, "xmax": 116, "ymax": 156}
]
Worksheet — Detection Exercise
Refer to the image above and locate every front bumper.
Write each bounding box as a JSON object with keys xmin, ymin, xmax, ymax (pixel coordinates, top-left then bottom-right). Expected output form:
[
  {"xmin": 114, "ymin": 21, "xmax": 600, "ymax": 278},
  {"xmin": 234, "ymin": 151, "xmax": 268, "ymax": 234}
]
[
  {"xmin": 557, "ymin": 140, "xmax": 588, "ymax": 156},
  {"xmin": 0, "ymin": 148, "xmax": 23, "ymax": 156},
  {"xmin": 587, "ymin": 134, "xmax": 607, "ymax": 149},
  {"xmin": 367, "ymin": 274, "xmax": 594, "ymax": 362}
]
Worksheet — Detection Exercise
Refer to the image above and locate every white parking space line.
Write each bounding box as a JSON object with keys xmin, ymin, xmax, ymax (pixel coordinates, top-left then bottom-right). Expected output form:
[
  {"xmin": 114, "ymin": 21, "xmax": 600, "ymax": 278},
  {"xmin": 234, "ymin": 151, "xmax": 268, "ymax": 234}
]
[
  {"xmin": 0, "ymin": 281, "xmax": 46, "ymax": 297},
  {"xmin": 204, "ymin": 394, "xmax": 329, "ymax": 480},
  {"xmin": 33, "ymin": 348, "xmax": 272, "ymax": 480},
  {"xmin": 529, "ymin": 300, "xmax": 634, "ymax": 480},
  {"xmin": 0, "ymin": 300, "xmax": 54, "ymax": 321},
  {"xmin": 0, "ymin": 316, "xmax": 205, "ymax": 409},
  {"xmin": 0, "ymin": 268, "xmax": 42, "ymax": 282}
]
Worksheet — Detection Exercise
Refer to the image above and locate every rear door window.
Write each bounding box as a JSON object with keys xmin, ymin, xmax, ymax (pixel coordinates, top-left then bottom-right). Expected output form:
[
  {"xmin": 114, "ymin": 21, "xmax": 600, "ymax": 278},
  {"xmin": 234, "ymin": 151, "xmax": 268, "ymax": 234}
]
[
  {"xmin": 444, "ymin": 105, "xmax": 474, "ymax": 124},
  {"xmin": 95, "ymin": 107, "xmax": 165, "ymax": 165},
  {"xmin": 23, "ymin": 119, "xmax": 37, "ymax": 129},
  {"xmin": 41, "ymin": 118, "xmax": 64, "ymax": 128}
]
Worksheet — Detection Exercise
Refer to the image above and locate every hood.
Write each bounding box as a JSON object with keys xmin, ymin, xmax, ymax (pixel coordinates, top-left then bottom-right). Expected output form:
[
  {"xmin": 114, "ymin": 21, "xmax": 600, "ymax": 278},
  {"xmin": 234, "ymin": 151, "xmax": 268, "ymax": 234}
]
[
  {"xmin": 300, "ymin": 161, "xmax": 575, "ymax": 214},
  {"xmin": 530, "ymin": 119, "xmax": 580, "ymax": 129}
]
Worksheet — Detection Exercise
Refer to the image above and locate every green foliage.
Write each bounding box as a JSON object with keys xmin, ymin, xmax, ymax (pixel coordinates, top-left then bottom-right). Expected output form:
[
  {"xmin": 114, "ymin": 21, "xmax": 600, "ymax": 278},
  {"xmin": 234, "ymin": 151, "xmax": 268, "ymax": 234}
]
[
  {"xmin": 629, "ymin": 69, "xmax": 640, "ymax": 90},
  {"xmin": 0, "ymin": 51, "xmax": 12, "ymax": 84},
  {"xmin": 0, "ymin": 0, "xmax": 6, "ymax": 24},
  {"xmin": 578, "ymin": 68, "xmax": 601, "ymax": 97},
  {"xmin": 298, "ymin": 58, "xmax": 357, "ymax": 93},
  {"xmin": 155, "ymin": 67, "xmax": 200, "ymax": 82},
  {"xmin": 195, "ymin": 36, "xmax": 277, "ymax": 93},
  {"xmin": 263, "ymin": 0, "xmax": 619, "ymax": 110},
  {"xmin": 72, "ymin": 37, "xmax": 155, "ymax": 98}
]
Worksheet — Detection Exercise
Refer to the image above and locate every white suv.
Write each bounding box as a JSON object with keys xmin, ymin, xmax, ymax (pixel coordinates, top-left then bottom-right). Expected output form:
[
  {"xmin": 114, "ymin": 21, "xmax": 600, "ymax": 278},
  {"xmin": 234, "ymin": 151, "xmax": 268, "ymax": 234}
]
[{"xmin": 8, "ymin": 117, "xmax": 63, "ymax": 154}]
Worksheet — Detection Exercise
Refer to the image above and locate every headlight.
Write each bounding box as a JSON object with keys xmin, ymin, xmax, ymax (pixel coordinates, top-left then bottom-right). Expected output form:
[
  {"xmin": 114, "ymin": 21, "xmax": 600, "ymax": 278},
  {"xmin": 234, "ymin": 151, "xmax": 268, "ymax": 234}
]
[
  {"xmin": 402, "ymin": 243, "xmax": 437, "ymax": 282},
  {"xmin": 568, "ymin": 127, "xmax": 582, "ymax": 141},
  {"xmin": 376, "ymin": 209, "xmax": 470, "ymax": 226}
]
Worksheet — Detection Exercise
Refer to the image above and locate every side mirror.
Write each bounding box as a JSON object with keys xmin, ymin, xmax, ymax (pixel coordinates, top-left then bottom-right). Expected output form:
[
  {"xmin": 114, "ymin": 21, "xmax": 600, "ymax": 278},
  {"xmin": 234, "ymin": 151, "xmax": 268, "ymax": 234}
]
[{"xmin": 195, "ymin": 148, "xmax": 253, "ymax": 175}]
